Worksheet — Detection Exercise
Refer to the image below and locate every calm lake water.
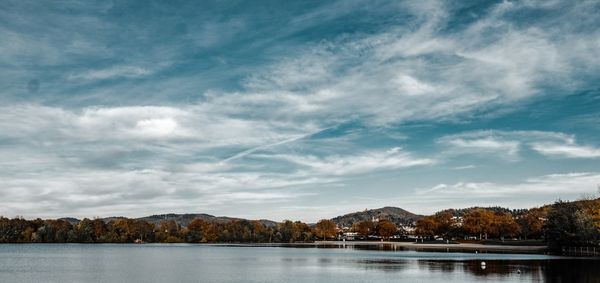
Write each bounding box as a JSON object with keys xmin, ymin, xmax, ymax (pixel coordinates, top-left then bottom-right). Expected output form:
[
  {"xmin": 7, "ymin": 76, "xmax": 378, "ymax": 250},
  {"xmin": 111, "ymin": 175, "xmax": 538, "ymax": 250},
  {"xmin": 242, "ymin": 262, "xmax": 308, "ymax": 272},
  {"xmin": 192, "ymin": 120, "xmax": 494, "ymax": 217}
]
[{"xmin": 1, "ymin": 244, "xmax": 599, "ymax": 283}]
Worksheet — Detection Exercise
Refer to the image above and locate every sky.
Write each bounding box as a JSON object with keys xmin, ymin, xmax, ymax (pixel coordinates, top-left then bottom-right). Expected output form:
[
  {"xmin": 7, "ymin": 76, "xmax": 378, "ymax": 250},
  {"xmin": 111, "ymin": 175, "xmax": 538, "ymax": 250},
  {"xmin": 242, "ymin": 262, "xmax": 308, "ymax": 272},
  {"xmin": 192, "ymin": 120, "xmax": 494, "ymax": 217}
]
[{"xmin": 1, "ymin": 0, "xmax": 599, "ymax": 222}]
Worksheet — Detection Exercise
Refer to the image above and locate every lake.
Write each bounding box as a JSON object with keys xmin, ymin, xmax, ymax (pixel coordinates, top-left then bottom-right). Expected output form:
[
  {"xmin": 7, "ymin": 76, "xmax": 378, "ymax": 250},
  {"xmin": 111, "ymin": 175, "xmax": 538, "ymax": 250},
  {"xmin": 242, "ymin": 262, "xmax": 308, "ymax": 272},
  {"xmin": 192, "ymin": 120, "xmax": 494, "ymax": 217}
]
[{"xmin": 0, "ymin": 244, "xmax": 599, "ymax": 282}]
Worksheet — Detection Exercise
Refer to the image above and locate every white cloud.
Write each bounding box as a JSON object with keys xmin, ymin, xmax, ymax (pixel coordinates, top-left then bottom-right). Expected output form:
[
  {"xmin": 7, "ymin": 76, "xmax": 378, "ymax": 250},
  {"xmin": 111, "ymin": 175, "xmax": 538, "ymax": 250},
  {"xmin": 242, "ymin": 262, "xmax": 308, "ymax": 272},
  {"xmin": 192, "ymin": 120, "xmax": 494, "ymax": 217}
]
[
  {"xmin": 256, "ymin": 147, "xmax": 436, "ymax": 176},
  {"xmin": 68, "ymin": 65, "xmax": 153, "ymax": 81},
  {"xmin": 133, "ymin": 118, "xmax": 179, "ymax": 138},
  {"xmin": 531, "ymin": 143, "xmax": 600, "ymax": 159},
  {"xmin": 0, "ymin": 166, "xmax": 330, "ymax": 219},
  {"xmin": 229, "ymin": 1, "xmax": 599, "ymax": 126},
  {"xmin": 411, "ymin": 172, "xmax": 600, "ymax": 211},
  {"xmin": 444, "ymin": 137, "xmax": 521, "ymax": 158},
  {"xmin": 393, "ymin": 75, "xmax": 436, "ymax": 96},
  {"xmin": 453, "ymin": 165, "xmax": 476, "ymax": 170},
  {"xmin": 0, "ymin": 104, "xmax": 312, "ymax": 145},
  {"xmin": 419, "ymin": 172, "xmax": 600, "ymax": 197},
  {"xmin": 438, "ymin": 130, "xmax": 600, "ymax": 160},
  {"xmin": 1, "ymin": 1, "xmax": 598, "ymax": 219},
  {"xmin": 0, "ymin": 104, "xmax": 437, "ymax": 218}
]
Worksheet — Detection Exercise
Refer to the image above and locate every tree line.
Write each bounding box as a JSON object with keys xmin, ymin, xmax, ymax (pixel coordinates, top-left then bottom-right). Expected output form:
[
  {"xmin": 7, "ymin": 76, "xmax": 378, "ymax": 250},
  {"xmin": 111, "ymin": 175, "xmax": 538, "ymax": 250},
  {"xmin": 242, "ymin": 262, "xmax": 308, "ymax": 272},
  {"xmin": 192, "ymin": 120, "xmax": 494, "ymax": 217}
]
[
  {"xmin": 0, "ymin": 218, "xmax": 322, "ymax": 244},
  {"xmin": 415, "ymin": 198, "xmax": 600, "ymax": 248},
  {"xmin": 0, "ymin": 215, "xmax": 400, "ymax": 244},
  {"xmin": 1, "ymin": 198, "xmax": 599, "ymax": 247}
]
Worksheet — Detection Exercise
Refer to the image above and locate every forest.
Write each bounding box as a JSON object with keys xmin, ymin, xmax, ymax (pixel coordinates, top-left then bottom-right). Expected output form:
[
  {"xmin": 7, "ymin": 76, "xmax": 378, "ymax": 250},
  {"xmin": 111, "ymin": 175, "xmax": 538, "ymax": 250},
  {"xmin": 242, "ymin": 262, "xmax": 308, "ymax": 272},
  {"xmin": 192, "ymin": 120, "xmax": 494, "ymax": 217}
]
[
  {"xmin": 1, "ymin": 198, "xmax": 599, "ymax": 249},
  {"xmin": 414, "ymin": 198, "xmax": 600, "ymax": 248}
]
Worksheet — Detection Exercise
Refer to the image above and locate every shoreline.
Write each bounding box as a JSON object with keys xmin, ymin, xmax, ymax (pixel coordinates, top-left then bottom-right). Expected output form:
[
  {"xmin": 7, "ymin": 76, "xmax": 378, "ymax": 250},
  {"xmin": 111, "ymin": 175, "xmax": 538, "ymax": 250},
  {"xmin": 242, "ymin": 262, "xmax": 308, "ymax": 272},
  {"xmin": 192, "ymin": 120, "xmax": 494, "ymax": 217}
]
[
  {"xmin": 0, "ymin": 241, "xmax": 549, "ymax": 252},
  {"xmin": 313, "ymin": 240, "xmax": 549, "ymax": 253}
]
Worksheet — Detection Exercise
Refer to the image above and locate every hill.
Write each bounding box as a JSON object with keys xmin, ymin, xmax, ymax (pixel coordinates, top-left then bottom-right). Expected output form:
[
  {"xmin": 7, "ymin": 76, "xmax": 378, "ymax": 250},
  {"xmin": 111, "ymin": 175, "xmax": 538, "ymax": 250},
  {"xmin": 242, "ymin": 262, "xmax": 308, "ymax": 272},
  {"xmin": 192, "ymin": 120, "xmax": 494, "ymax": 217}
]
[
  {"xmin": 331, "ymin": 206, "xmax": 423, "ymax": 227},
  {"xmin": 139, "ymin": 213, "xmax": 279, "ymax": 227},
  {"xmin": 58, "ymin": 214, "xmax": 278, "ymax": 228},
  {"xmin": 139, "ymin": 213, "xmax": 233, "ymax": 227},
  {"xmin": 138, "ymin": 213, "xmax": 278, "ymax": 227},
  {"xmin": 56, "ymin": 207, "xmax": 423, "ymax": 229}
]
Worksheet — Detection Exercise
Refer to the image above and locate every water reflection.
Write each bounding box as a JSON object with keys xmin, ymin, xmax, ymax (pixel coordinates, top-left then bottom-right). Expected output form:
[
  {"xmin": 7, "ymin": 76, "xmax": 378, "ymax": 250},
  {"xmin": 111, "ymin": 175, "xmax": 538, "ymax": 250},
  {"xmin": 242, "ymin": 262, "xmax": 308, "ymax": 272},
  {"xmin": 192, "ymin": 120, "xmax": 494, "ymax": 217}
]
[
  {"xmin": 349, "ymin": 259, "xmax": 409, "ymax": 272},
  {"xmin": 1, "ymin": 244, "xmax": 599, "ymax": 283},
  {"xmin": 358, "ymin": 258, "xmax": 600, "ymax": 282},
  {"xmin": 420, "ymin": 260, "xmax": 456, "ymax": 273},
  {"xmin": 543, "ymin": 260, "xmax": 600, "ymax": 283},
  {"xmin": 313, "ymin": 242, "xmax": 542, "ymax": 254}
]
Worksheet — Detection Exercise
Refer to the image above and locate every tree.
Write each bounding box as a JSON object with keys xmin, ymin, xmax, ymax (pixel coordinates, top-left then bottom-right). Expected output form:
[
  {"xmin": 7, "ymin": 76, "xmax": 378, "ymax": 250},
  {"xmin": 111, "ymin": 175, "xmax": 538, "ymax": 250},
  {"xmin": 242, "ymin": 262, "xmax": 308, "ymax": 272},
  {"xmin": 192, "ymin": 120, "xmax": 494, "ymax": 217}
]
[
  {"xmin": 433, "ymin": 211, "xmax": 456, "ymax": 240},
  {"xmin": 462, "ymin": 209, "xmax": 494, "ymax": 240},
  {"xmin": 491, "ymin": 213, "xmax": 520, "ymax": 240},
  {"xmin": 593, "ymin": 202, "xmax": 600, "ymax": 233},
  {"xmin": 315, "ymin": 219, "xmax": 337, "ymax": 240},
  {"xmin": 353, "ymin": 220, "xmax": 374, "ymax": 237},
  {"xmin": 415, "ymin": 217, "xmax": 437, "ymax": 240},
  {"xmin": 376, "ymin": 219, "xmax": 397, "ymax": 240},
  {"xmin": 294, "ymin": 221, "xmax": 314, "ymax": 242},
  {"xmin": 518, "ymin": 208, "xmax": 545, "ymax": 240},
  {"xmin": 251, "ymin": 220, "xmax": 272, "ymax": 243},
  {"xmin": 544, "ymin": 200, "xmax": 598, "ymax": 247},
  {"xmin": 156, "ymin": 220, "xmax": 179, "ymax": 243},
  {"xmin": 92, "ymin": 219, "xmax": 108, "ymax": 242},
  {"xmin": 278, "ymin": 220, "xmax": 299, "ymax": 243},
  {"xmin": 74, "ymin": 218, "xmax": 95, "ymax": 243},
  {"xmin": 545, "ymin": 201, "xmax": 576, "ymax": 247}
]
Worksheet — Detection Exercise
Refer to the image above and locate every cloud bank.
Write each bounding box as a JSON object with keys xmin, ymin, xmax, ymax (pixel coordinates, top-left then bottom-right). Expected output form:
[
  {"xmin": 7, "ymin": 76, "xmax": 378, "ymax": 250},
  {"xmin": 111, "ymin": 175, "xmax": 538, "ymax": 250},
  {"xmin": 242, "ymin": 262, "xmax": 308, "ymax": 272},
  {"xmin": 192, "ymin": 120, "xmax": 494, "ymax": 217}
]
[{"xmin": 0, "ymin": 0, "xmax": 599, "ymax": 220}]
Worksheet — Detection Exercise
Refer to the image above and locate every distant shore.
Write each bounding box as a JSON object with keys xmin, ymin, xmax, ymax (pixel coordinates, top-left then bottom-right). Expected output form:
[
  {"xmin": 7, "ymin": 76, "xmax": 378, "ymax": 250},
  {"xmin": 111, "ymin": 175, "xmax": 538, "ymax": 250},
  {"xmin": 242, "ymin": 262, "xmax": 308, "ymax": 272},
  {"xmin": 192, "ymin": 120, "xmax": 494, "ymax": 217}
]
[{"xmin": 314, "ymin": 241, "xmax": 549, "ymax": 253}]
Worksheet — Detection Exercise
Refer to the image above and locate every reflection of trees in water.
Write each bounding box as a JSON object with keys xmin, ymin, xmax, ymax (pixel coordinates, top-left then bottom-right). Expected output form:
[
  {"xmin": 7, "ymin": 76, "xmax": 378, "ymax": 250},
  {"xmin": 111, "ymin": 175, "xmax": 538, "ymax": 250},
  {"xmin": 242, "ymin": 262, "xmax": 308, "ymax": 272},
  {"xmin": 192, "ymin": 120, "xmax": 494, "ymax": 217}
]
[
  {"xmin": 543, "ymin": 260, "xmax": 600, "ymax": 283},
  {"xmin": 417, "ymin": 259, "xmax": 600, "ymax": 282},
  {"xmin": 349, "ymin": 259, "xmax": 409, "ymax": 272},
  {"xmin": 350, "ymin": 243, "xmax": 409, "ymax": 252},
  {"xmin": 280, "ymin": 257, "xmax": 309, "ymax": 263},
  {"xmin": 417, "ymin": 260, "xmax": 456, "ymax": 273},
  {"xmin": 461, "ymin": 260, "xmax": 539, "ymax": 277},
  {"xmin": 278, "ymin": 245, "xmax": 600, "ymax": 282},
  {"xmin": 318, "ymin": 258, "xmax": 333, "ymax": 264},
  {"xmin": 417, "ymin": 260, "xmax": 542, "ymax": 281}
]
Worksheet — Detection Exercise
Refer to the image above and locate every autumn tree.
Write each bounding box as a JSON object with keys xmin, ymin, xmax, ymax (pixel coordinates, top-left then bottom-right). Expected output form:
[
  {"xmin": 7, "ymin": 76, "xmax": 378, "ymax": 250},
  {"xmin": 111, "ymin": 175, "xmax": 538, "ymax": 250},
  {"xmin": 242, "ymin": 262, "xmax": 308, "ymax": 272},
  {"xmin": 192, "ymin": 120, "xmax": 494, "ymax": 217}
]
[
  {"xmin": 353, "ymin": 220, "xmax": 374, "ymax": 237},
  {"xmin": 518, "ymin": 208, "xmax": 545, "ymax": 240},
  {"xmin": 462, "ymin": 209, "xmax": 494, "ymax": 240},
  {"xmin": 251, "ymin": 220, "xmax": 272, "ymax": 243},
  {"xmin": 315, "ymin": 219, "xmax": 337, "ymax": 240},
  {"xmin": 376, "ymin": 219, "xmax": 398, "ymax": 240},
  {"xmin": 74, "ymin": 218, "xmax": 95, "ymax": 243},
  {"xmin": 415, "ymin": 217, "xmax": 437, "ymax": 240},
  {"xmin": 593, "ymin": 201, "xmax": 600, "ymax": 233},
  {"xmin": 187, "ymin": 219, "xmax": 204, "ymax": 243},
  {"xmin": 92, "ymin": 219, "xmax": 108, "ymax": 242},
  {"xmin": 433, "ymin": 211, "xmax": 456, "ymax": 240},
  {"xmin": 491, "ymin": 212, "xmax": 520, "ymax": 240},
  {"xmin": 156, "ymin": 220, "xmax": 180, "ymax": 243},
  {"xmin": 187, "ymin": 219, "xmax": 220, "ymax": 243},
  {"xmin": 277, "ymin": 220, "xmax": 299, "ymax": 243},
  {"xmin": 294, "ymin": 221, "xmax": 314, "ymax": 242}
]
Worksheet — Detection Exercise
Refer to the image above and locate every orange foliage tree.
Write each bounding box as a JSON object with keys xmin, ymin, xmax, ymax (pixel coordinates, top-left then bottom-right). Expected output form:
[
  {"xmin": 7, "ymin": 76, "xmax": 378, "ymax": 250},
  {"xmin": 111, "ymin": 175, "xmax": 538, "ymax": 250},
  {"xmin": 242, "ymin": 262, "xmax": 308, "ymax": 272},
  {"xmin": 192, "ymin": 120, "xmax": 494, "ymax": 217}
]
[
  {"xmin": 376, "ymin": 219, "xmax": 398, "ymax": 240},
  {"xmin": 315, "ymin": 219, "xmax": 337, "ymax": 240},
  {"xmin": 462, "ymin": 209, "xmax": 494, "ymax": 240},
  {"xmin": 415, "ymin": 217, "xmax": 437, "ymax": 240}
]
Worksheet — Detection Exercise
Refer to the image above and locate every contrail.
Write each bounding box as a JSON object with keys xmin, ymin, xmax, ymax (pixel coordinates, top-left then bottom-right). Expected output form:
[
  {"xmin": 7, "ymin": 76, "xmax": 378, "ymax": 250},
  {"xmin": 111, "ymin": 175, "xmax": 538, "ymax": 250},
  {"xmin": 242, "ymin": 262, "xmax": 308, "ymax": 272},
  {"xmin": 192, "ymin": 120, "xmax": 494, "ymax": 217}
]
[{"xmin": 221, "ymin": 127, "xmax": 333, "ymax": 163}]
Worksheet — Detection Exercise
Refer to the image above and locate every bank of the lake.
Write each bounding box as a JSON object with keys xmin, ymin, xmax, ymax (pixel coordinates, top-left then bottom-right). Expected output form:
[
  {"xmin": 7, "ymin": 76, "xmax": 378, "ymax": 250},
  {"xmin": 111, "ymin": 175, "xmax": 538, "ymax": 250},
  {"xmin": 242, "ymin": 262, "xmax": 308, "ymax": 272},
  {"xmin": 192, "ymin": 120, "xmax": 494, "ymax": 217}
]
[{"xmin": 314, "ymin": 241, "xmax": 549, "ymax": 253}]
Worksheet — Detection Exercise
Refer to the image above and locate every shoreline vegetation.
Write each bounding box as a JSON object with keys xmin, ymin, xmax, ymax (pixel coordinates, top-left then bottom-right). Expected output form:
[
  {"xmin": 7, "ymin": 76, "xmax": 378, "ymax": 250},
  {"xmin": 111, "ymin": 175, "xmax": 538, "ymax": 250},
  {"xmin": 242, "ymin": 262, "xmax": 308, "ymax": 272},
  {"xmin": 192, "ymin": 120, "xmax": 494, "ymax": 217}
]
[{"xmin": 1, "ymin": 198, "xmax": 599, "ymax": 256}]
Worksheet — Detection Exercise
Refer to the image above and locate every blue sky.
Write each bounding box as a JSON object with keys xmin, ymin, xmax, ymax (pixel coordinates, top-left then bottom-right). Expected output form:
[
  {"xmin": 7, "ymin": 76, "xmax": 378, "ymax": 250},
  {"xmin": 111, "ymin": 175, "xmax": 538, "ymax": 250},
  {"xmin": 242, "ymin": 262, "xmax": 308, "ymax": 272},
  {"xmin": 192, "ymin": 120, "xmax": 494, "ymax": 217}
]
[{"xmin": 1, "ymin": 0, "xmax": 599, "ymax": 221}]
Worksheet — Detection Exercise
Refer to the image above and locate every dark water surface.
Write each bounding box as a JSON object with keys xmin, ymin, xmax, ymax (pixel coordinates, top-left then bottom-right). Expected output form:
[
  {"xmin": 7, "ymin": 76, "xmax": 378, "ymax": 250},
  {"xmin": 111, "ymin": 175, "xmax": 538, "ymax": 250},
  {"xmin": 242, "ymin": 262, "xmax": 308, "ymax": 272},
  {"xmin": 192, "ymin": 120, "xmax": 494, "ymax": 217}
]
[{"xmin": 0, "ymin": 244, "xmax": 598, "ymax": 283}]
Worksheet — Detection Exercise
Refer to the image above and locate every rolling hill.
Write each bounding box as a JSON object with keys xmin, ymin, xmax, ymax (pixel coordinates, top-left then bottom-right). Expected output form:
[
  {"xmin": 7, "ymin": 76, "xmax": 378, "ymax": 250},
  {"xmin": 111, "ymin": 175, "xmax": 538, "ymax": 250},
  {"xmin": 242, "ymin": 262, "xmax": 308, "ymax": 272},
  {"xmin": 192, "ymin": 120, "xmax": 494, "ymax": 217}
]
[
  {"xmin": 59, "ymin": 214, "xmax": 278, "ymax": 228},
  {"xmin": 331, "ymin": 206, "xmax": 423, "ymax": 227}
]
